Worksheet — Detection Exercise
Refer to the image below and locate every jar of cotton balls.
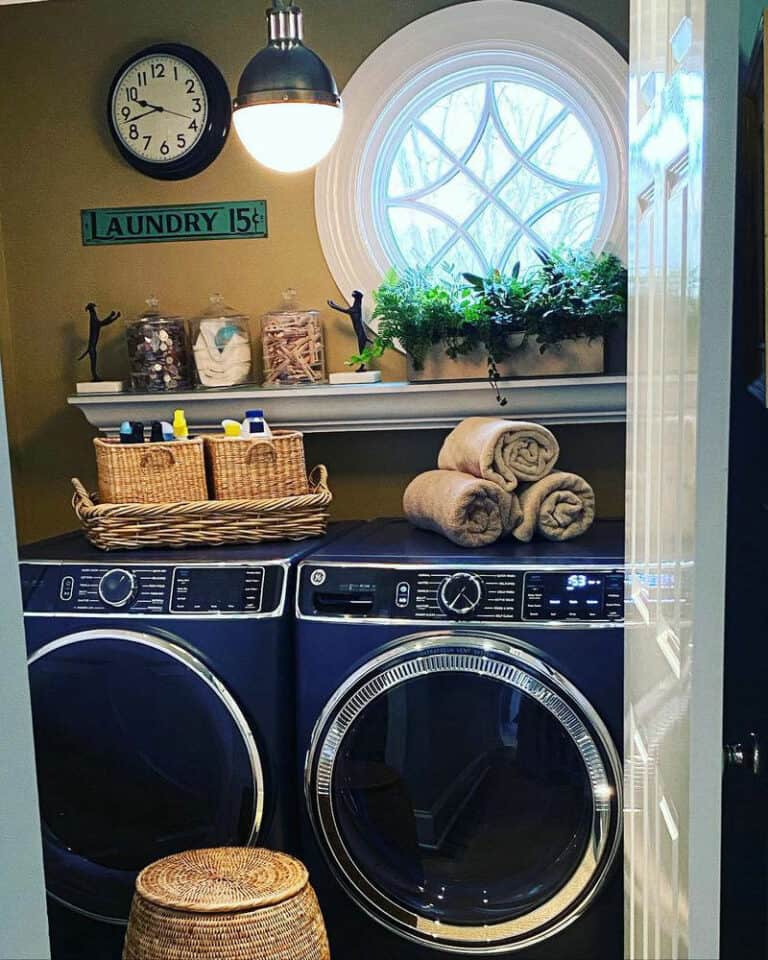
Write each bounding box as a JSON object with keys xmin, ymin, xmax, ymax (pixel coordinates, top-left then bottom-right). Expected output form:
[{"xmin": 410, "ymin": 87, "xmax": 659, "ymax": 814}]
[
  {"xmin": 190, "ymin": 295, "xmax": 255, "ymax": 388},
  {"xmin": 125, "ymin": 297, "xmax": 192, "ymax": 393}
]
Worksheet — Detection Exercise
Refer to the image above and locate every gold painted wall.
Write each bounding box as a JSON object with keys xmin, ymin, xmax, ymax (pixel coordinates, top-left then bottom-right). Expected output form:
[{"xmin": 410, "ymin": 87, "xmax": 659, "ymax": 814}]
[{"xmin": 0, "ymin": 0, "xmax": 628, "ymax": 543}]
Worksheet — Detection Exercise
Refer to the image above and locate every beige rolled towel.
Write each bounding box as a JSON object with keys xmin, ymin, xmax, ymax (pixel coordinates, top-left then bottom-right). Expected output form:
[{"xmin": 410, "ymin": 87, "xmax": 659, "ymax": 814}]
[
  {"xmin": 514, "ymin": 471, "xmax": 596, "ymax": 543},
  {"xmin": 438, "ymin": 417, "xmax": 560, "ymax": 491},
  {"xmin": 403, "ymin": 470, "xmax": 522, "ymax": 548}
]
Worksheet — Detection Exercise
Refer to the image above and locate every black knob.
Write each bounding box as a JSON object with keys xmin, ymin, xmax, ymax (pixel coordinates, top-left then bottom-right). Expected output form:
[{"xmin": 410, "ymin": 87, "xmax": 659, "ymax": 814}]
[
  {"xmin": 438, "ymin": 573, "xmax": 484, "ymax": 618},
  {"xmin": 98, "ymin": 569, "xmax": 138, "ymax": 608}
]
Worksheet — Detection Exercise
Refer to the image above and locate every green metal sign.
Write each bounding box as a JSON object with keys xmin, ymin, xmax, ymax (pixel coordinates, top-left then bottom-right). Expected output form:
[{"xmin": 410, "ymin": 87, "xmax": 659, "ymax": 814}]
[{"xmin": 81, "ymin": 201, "xmax": 268, "ymax": 246}]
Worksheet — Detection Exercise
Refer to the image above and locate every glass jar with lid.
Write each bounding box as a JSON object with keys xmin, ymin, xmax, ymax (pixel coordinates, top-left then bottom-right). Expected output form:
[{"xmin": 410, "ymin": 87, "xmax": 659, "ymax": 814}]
[
  {"xmin": 262, "ymin": 290, "xmax": 326, "ymax": 386},
  {"xmin": 190, "ymin": 294, "xmax": 254, "ymax": 388},
  {"xmin": 125, "ymin": 297, "xmax": 192, "ymax": 392}
]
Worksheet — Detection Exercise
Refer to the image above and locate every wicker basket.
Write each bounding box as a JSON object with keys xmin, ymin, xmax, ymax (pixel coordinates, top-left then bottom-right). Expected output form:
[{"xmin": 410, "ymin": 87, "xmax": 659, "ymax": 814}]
[
  {"xmin": 71, "ymin": 466, "xmax": 331, "ymax": 551},
  {"xmin": 94, "ymin": 437, "xmax": 208, "ymax": 504},
  {"xmin": 205, "ymin": 430, "xmax": 309, "ymax": 500},
  {"xmin": 123, "ymin": 847, "xmax": 330, "ymax": 960}
]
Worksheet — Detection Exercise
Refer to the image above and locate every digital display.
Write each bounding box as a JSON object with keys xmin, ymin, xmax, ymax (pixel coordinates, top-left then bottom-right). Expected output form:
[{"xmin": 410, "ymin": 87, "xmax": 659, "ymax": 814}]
[
  {"xmin": 523, "ymin": 572, "xmax": 607, "ymax": 621},
  {"xmin": 567, "ymin": 574, "xmax": 589, "ymax": 589},
  {"xmin": 171, "ymin": 567, "xmax": 264, "ymax": 613}
]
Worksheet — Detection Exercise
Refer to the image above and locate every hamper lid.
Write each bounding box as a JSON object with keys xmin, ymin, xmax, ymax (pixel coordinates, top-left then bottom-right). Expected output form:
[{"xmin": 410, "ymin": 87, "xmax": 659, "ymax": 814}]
[{"xmin": 136, "ymin": 847, "xmax": 308, "ymax": 913}]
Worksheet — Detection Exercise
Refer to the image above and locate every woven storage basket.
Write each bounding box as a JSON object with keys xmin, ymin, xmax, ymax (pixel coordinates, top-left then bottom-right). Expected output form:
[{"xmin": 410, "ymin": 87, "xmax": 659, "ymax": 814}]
[
  {"xmin": 71, "ymin": 466, "xmax": 331, "ymax": 551},
  {"xmin": 205, "ymin": 430, "xmax": 309, "ymax": 500},
  {"xmin": 123, "ymin": 847, "xmax": 330, "ymax": 960},
  {"xmin": 95, "ymin": 437, "xmax": 208, "ymax": 504}
]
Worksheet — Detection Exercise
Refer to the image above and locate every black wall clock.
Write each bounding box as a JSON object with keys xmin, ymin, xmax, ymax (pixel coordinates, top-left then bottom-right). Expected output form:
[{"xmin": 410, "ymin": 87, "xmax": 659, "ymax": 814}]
[{"xmin": 108, "ymin": 43, "xmax": 231, "ymax": 180}]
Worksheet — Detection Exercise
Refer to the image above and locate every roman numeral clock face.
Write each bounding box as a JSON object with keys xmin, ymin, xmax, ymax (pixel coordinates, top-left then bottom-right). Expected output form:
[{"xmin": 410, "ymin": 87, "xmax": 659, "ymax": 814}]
[{"xmin": 108, "ymin": 44, "xmax": 231, "ymax": 180}]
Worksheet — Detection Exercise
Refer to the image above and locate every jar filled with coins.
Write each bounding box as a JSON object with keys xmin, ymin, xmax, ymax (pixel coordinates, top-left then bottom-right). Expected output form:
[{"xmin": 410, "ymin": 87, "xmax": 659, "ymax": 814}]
[{"xmin": 125, "ymin": 297, "xmax": 192, "ymax": 392}]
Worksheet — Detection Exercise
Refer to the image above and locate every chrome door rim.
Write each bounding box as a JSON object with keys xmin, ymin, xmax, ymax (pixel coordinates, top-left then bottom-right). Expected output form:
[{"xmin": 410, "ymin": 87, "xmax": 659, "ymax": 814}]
[
  {"xmin": 29, "ymin": 629, "xmax": 265, "ymax": 923},
  {"xmin": 305, "ymin": 631, "xmax": 622, "ymax": 954}
]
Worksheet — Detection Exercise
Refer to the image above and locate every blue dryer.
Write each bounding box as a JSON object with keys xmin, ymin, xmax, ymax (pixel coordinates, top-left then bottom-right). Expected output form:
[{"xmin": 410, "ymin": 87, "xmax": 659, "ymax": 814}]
[
  {"xmin": 20, "ymin": 529, "xmax": 352, "ymax": 960},
  {"xmin": 295, "ymin": 519, "xmax": 624, "ymax": 959}
]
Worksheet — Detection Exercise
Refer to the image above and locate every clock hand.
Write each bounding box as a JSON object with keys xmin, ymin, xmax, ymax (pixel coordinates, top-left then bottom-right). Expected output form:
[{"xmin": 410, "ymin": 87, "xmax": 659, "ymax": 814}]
[
  {"xmin": 137, "ymin": 99, "xmax": 192, "ymax": 120},
  {"xmin": 121, "ymin": 107, "xmax": 161, "ymax": 123},
  {"xmin": 160, "ymin": 108, "xmax": 193, "ymax": 120}
]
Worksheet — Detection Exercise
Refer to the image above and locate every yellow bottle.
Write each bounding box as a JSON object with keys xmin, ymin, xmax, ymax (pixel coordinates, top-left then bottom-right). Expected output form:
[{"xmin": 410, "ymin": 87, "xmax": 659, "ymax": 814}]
[{"xmin": 173, "ymin": 409, "xmax": 189, "ymax": 440}]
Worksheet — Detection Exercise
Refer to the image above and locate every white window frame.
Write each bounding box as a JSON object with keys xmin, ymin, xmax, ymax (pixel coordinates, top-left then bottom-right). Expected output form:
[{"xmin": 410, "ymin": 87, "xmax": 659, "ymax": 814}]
[{"xmin": 315, "ymin": 0, "xmax": 628, "ymax": 326}]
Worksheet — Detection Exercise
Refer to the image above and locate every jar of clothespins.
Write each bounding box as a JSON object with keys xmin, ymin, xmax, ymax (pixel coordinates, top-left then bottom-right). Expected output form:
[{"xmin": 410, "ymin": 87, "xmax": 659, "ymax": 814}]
[{"xmin": 261, "ymin": 290, "xmax": 326, "ymax": 386}]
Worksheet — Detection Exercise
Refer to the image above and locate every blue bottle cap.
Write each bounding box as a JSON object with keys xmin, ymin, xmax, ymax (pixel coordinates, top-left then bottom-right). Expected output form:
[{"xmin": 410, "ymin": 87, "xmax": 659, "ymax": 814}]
[
  {"xmin": 119, "ymin": 421, "xmax": 132, "ymax": 433},
  {"xmin": 245, "ymin": 409, "xmax": 264, "ymax": 419}
]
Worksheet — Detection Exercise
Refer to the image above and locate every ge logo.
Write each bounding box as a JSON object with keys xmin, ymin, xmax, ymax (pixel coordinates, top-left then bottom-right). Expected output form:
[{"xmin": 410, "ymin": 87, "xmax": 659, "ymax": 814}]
[{"xmin": 310, "ymin": 569, "xmax": 327, "ymax": 587}]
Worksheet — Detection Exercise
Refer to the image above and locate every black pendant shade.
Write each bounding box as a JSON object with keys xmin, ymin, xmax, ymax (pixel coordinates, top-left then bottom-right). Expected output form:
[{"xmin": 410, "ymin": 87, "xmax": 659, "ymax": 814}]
[
  {"xmin": 234, "ymin": 5, "xmax": 341, "ymax": 109},
  {"xmin": 232, "ymin": 3, "xmax": 343, "ymax": 172}
]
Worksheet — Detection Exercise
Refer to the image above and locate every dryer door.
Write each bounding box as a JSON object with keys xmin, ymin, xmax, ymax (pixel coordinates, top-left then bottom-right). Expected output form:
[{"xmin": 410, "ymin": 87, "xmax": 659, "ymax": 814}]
[
  {"xmin": 28, "ymin": 629, "xmax": 263, "ymax": 924},
  {"xmin": 306, "ymin": 632, "xmax": 622, "ymax": 954}
]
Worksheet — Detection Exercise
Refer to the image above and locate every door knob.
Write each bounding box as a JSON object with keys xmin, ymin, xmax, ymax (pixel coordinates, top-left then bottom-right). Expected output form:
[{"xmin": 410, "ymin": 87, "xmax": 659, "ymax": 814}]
[{"xmin": 724, "ymin": 732, "xmax": 761, "ymax": 776}]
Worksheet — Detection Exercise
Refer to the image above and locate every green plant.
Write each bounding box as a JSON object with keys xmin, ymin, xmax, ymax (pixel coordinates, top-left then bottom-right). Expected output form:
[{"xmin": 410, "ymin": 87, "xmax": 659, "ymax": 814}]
[
  {"xmin": 523, "ymin": 249, "xmax": 627, "ymax": 352},
  {"xmin": 347, "ymin": 249, "xmax": 628, "ymax": 403},
  {"xmin": 348, "ymin": 266, "xmax": 489, "ymax": 371}
]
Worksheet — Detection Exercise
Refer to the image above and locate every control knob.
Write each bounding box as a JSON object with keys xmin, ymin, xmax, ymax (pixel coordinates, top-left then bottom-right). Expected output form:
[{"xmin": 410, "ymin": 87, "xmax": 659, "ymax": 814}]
[
  {"xmin": 438, "ymin": 572, "xmax": 484, "ymax": 618},
  {"xmin": 98, "ymin": 568, "xmax": 138, "ymax": 608}
]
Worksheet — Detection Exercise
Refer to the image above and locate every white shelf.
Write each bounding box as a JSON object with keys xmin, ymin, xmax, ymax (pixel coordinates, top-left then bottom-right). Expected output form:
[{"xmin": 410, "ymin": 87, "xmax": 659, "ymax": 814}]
[{"xmin": 68, "ymin": 376, "xmax": 627, "ymax": 434}]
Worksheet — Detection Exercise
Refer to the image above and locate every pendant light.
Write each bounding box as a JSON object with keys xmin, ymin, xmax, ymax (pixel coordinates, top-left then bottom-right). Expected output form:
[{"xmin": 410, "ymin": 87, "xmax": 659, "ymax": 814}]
[{"xmin": 233, "ymin": 1, "xmax": 343, "ymax": 174}]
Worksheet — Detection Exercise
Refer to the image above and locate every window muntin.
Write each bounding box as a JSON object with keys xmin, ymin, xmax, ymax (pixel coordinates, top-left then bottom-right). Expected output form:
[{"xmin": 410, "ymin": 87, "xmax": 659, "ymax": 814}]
[
  {"xmin": 374, "ymin": 69, "xmax": 605, "ymax": 274},
  {"xmin": 314, "ymin": 1, "xmax": 627, "ymax": 328}
]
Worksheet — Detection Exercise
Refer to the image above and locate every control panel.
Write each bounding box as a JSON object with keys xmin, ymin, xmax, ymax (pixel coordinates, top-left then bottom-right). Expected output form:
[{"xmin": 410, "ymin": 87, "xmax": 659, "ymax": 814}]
[
  {"xmin": 20, "ymin": 563, "xmax": 283, "ymax": 616},
  {"xmin": 299, "ymin": 564, "xmax": 624, "ymax": 624}
]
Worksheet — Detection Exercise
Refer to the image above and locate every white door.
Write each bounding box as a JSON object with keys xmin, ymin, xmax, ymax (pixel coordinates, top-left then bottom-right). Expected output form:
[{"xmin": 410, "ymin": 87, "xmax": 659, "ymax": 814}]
[{"xmin": 625, "ymin": 0, "xmax": 739, "ymax": 958}]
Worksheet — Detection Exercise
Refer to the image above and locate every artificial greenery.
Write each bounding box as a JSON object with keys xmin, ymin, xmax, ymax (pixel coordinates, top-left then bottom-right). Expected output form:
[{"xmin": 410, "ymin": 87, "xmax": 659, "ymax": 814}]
[
  {"xmin": 348, "ymin": 249, "xmax": 628, "ymax": 398},
  {"xmin": 348, "ymin": 266, "xmax": 489, "ymax": 371},
  {"xmin": 522, "ymin": 249, "xmax": 627, "ymax": 352}
]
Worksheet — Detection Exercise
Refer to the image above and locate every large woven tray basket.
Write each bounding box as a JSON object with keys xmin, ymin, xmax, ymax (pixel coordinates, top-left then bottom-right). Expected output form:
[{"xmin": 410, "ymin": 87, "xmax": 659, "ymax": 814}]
[
  {"xmin": 123, "ymin": 847, "xmax": 330, "ymax": 960},
  {"xmin": 71, "ymin": 466, "xmax": 331, "ymax": 551}
]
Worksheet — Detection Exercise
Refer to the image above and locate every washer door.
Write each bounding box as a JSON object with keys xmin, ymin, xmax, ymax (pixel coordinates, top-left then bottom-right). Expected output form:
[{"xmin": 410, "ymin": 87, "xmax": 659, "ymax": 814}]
[
  {"xmin": 306, "ymin": 632, "xmax": 621, "ymax": 954},
  {"xmin": 28, "ymin": 629, "xmax": 264, "ymax": 924}
]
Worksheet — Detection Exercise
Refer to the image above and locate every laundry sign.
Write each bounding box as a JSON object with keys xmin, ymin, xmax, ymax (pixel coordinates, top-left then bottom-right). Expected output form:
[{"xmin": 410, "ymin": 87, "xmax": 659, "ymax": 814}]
[{"xmin": 81, "ymin": 200, "xmax": 268, "ymax": 246}]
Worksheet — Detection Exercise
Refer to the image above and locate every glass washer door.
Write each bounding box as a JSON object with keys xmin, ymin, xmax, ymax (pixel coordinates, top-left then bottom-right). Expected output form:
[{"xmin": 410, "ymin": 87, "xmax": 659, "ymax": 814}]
[
  {"xmin": 306, "ymin": 632, "xmax": 622, "ymax": 954},
  {"xmin": 28, "ymin": 629, "xmax": 264, "ymax": 924}
]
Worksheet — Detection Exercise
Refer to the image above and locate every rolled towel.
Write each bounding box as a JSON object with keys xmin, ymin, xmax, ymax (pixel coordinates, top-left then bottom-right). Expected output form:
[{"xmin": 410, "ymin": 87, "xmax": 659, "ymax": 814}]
[
  {"xmin": 438, "ymin": 417, "xmax": 560, "ymax": 491},
  {"xmin": 514, "ymin": 471, "xmax": 596, "ymax": 543},
  {"xmin": 403, "ymin": 470, "xmax": 521, "ymax": 548}
]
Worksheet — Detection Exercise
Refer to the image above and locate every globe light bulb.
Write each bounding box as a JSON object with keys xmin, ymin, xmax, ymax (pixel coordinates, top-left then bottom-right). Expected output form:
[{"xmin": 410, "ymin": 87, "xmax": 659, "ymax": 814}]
[{"xmin": 233, "ymin": 101, "xmax": 343, "ymax": 173}]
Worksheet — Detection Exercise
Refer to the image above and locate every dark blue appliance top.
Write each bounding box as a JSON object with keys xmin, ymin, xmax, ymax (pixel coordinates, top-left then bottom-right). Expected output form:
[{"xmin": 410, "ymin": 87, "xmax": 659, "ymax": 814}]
[
  {"xmin": 303, "ymin": 518, "xmax": 625, "ymax": 566},
  {"xmin": 19, "ymin": 522, "xmax": 360, "ymax": 565}
]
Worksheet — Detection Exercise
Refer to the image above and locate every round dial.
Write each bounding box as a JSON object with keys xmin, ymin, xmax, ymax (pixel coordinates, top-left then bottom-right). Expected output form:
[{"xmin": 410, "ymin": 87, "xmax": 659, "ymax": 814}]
[
  {"xmin": 108, "ymin": 44, "xmax": 231, "ymax": 180},
  {"xmin": 437, "ymin": 573, "xmax": 484, "ymax": 618},
  {"xmin": 98, "ymin": 569, "xmax": 138, "ymax": 608}
]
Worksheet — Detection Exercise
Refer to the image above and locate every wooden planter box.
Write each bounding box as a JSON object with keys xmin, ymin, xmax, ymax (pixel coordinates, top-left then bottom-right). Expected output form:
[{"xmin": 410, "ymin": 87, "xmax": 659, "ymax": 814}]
[{"xmin": 407, "ymin": 336, "xmax": 604, "ymax": 383}]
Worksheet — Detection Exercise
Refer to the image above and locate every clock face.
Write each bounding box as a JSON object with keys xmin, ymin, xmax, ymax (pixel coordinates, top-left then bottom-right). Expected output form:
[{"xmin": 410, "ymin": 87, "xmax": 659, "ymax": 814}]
[
  {"xmin": 111, "ymin": 55, "xmax": 208, "ymax": 164},
  {"xmin": 107, "ymin": 44, "xmax": 231, "ymax": 180}
]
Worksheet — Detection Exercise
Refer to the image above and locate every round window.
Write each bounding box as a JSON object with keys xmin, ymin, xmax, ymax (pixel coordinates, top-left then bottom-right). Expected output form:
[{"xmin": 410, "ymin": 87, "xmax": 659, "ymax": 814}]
[{"xmin": 315, "ymin": 0, "xmax": 627, "ymax": 331}]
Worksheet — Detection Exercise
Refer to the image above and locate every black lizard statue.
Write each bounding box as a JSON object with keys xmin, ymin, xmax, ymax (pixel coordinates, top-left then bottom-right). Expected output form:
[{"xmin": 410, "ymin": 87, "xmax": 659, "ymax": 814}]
[{"xmin": 77, "ymin": 302, "xmax": 121, "ymax": 382}]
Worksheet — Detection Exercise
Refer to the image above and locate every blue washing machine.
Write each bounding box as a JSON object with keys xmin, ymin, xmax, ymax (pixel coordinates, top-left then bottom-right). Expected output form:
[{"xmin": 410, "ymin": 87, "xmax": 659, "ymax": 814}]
[
  {"xmin": 19, "ymin": 527, "xmax": 354, "ymax": 960},
  {"xmin": 295, "ymin": 519, "xmax": 624, "ymax": 959}
]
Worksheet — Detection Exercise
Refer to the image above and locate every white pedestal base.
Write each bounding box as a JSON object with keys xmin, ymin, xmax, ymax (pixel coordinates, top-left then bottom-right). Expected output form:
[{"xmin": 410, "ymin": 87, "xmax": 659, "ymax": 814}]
[
  {"xmin": 76, "ymin": 381, "xmax": 126, "ymax": 395},
  {"xmin": 328, "ymin": 370, "xmax": 382, "ymax": 385}
]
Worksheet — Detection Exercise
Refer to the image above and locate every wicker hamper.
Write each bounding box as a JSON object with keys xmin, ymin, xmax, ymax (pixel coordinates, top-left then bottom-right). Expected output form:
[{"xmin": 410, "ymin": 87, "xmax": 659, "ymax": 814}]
[
  {"xmin": 205, "ymin": 430, "xmax": 309, "ymax": 500},
  {"xmin": 95, "ymin": 437, "xmax": 208, "ymax": 504},
  {"xmin": 122, "ymin": 847, "xmax": 330, "ymax": 960}
]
